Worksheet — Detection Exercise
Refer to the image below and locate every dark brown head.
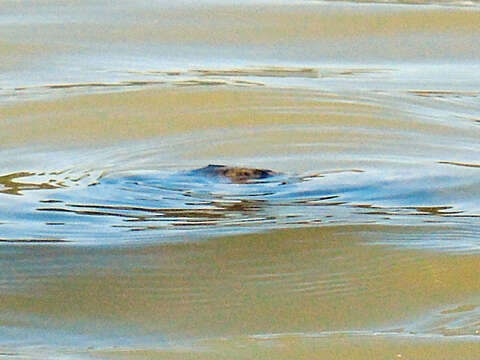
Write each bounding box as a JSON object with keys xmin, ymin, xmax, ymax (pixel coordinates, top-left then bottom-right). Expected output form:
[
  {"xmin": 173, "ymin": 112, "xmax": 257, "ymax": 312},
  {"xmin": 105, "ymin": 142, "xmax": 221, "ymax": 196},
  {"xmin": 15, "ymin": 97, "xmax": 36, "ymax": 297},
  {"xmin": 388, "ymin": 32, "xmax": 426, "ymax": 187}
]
[
  {"xmin": 216, "ymin": 166, "xmax": 276, "ymax": 183},
  {"xmin": 192, "ymin": 164, "xmax": 277, "ymax": 184}
]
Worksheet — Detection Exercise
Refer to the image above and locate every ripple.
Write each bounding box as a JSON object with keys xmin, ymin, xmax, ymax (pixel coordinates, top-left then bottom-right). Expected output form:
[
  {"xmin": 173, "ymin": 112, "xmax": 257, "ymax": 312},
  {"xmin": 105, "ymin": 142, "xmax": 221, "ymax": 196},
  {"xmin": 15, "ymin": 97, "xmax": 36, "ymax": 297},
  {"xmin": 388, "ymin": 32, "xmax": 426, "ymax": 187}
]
[
  {"xmin": 322, "ymin": 0, "xmax": 480, "ymax": 7},
  {"xmin": 0, "ymin": 171, "xmax": 63, "ymax": 195},
  {"xmin": 4, "ymin": 65, "xmax": 394, "ymax": 104},
  {"xmin": 439, "ymin": 161, "xmax": 480, "ymax": 169},
  {"xmin": 0, "ymin": 159, "xmax": 478, "ymax": 248},
  {"xmin": 407, "ymin": 302, "xmax": 480, "ymax": 337},
  {"xmin": 1, "ymin": 75, "xmax": 480, "ymax": 247},
  {"xmin": 0, "ymin": 238, "xmax": 67, "ymax": 243},
  {"xmin": 194, "ymin": 66, "xmax": 320, "ymax": 78},
  {"xmin": 409, "ymin": 90, "xmax": 479, "ymax": 98},
  {"xmin": 370, "ymin": 225, "xmax": 480, "ymax": 252}
]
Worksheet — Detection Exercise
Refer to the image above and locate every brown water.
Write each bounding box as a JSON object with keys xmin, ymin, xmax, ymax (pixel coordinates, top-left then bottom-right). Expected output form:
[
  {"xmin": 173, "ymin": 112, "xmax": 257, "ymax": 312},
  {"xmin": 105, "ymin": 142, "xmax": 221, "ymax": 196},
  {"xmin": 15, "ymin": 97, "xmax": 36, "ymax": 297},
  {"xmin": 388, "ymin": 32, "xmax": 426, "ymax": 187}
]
[{"xmin": 1, "ymin": 0, "xmax": 480, "ymax": 358}]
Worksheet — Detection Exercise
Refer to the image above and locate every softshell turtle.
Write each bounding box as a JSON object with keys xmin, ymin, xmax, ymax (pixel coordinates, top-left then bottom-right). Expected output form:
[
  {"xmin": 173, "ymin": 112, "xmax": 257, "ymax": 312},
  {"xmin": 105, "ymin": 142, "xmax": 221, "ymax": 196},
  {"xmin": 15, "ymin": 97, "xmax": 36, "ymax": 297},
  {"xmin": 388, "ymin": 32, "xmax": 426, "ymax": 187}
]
[{"xmin": 187, "ymin": 164, "xmax": 278, "ymax": 184}]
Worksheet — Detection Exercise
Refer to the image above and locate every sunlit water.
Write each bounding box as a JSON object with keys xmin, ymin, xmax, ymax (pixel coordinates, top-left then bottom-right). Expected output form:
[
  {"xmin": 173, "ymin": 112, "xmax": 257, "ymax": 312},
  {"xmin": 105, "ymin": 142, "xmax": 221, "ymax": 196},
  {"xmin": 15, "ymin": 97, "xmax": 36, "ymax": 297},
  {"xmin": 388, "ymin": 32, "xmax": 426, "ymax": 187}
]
[{"xmin": 1, "ymin": 0, "xmax": 480, "ymax": 359}]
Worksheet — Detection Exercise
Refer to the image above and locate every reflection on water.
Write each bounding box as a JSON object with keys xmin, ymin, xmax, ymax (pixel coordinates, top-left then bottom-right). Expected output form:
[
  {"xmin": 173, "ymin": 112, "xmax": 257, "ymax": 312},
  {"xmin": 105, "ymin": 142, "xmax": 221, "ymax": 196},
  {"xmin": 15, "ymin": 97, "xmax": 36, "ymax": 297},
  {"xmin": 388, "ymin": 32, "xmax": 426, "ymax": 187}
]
[
  {"xmin": 0, "ymin": 157, "xmax": 479, "ymax": 247},
  {"xmin": 1, "ymin": 83, "xmax": 479, "ymax": 358},
  {"xmin": 439, "ymin": 161, "xmax": 480, "ymax": 169},
  {"xmin": 1, "ymin": 0, "xmax": 480, "ymax": 359},
  {"xmin": 0, "ymin": 171, "xmax": 63, "ymax": 195},
  {"xmin": 0, "ymin": 82, "xmax": 479, "ymax": 248},
  {"xmin": 0, "ymin": 227, "xmax": 479, "ymax": 358}
]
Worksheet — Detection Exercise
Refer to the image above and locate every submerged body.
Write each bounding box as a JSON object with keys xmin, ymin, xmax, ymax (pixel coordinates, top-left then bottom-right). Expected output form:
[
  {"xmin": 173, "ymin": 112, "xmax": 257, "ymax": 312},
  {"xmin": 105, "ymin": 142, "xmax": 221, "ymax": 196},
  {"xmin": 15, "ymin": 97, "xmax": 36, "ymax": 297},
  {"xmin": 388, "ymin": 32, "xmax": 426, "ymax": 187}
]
[{"xmin": 188, "ymin": 164, "xmax": 277, "ymax": 184}]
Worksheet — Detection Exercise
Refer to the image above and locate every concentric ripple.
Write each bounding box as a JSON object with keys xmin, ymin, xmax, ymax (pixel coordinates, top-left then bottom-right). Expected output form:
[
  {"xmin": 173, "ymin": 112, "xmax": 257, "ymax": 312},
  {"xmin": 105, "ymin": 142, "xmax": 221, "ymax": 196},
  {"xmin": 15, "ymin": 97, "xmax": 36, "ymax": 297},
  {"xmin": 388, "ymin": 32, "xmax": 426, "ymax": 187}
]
[{"xmin": 0, "ymin": 155, "xmax": 478, "ymax": 247}]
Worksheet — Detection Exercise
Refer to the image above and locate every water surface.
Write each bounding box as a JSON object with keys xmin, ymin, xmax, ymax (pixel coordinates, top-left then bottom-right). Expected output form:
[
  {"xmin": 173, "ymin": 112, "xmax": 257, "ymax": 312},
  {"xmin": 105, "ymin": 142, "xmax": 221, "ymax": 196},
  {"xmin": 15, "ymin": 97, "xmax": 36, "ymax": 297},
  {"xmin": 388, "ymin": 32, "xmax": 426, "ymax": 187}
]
[{"xmin": 1, "ymin": 0, "xmax": 479, "ymax": 358}]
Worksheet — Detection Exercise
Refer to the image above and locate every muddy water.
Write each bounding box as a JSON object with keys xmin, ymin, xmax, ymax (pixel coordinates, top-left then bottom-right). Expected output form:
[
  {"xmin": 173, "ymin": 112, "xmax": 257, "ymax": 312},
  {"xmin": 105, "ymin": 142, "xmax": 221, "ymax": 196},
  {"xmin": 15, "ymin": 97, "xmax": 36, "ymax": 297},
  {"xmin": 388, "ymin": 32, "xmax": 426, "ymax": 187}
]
[{"xmin": 1, "ymin": 0, "xmax": 480, "ymax": 359}]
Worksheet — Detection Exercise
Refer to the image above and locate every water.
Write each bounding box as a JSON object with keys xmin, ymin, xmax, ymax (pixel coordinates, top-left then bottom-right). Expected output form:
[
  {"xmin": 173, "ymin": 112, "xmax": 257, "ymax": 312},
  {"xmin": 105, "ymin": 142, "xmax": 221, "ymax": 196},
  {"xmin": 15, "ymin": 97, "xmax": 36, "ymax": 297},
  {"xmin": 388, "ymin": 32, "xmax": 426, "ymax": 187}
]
[
  {"xmin": 1, "ymin": 0, "xmax": 480, "ymax": 358},
  {"xmin": 1, "ymin": 152, "xmax": 480, "ymax": 247}
]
